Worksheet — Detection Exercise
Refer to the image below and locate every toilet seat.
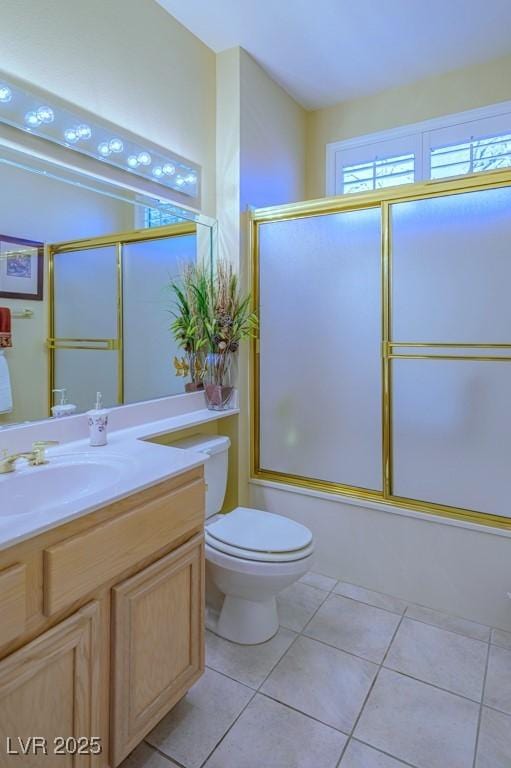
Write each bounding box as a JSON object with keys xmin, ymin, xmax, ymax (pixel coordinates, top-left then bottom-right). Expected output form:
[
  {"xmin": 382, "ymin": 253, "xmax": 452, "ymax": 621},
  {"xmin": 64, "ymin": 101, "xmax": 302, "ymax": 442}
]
[{"xmin": 206, "ymin": 507, "xmax": 314, "ymax": 563}]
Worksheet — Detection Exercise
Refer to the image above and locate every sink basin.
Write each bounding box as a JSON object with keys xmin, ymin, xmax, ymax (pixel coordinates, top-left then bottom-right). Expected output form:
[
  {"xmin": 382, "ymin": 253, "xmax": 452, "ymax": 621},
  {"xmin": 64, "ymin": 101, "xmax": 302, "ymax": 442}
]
[{"xmin": 0, "ymin": 453, "xmax": 132, "ymax": 517}]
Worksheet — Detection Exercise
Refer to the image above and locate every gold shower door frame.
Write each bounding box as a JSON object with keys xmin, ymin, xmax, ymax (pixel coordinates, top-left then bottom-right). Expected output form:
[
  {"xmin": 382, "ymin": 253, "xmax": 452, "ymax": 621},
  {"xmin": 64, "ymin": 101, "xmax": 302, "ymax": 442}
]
[
  {"xmin": 47, "ymin": 221, "xmax": 196, "ymax": 412},
  {"xmin": 250, "ymin": 167, "xmax": 511, "ymax": 530}
]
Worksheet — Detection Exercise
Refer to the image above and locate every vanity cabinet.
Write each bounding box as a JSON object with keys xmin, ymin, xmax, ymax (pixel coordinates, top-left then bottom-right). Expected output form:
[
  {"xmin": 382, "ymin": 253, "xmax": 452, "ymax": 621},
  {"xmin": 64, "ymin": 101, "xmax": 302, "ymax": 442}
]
[
  {"xmin": 0, "ymin": 564, "xmax": 26, "ymax": 647},
  {"xmin": 0, "ymin": 466, "xmax": 205, "ymax": 767},
  {"xmin": 111, "ymin": 534, "xmax": 204, "ymax": 764},
  {"xmin": 0, "ymin": 602, "xmax": 101, "ymax": 768}
]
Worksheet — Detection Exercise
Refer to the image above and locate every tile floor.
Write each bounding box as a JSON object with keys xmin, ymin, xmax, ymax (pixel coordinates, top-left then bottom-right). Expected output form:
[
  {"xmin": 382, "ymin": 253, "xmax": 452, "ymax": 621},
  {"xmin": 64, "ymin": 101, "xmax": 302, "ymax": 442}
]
[{"xmin": 121, "ymin": 573, "xmax": 511, "ymax": 768}]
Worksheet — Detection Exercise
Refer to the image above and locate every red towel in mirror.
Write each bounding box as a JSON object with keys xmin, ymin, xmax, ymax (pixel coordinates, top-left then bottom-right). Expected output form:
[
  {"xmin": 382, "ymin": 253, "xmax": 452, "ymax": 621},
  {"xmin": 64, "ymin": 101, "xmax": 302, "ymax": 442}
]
[{"xmin": 0, "ymin": 308, "xmax": 12, "ymax": 348}]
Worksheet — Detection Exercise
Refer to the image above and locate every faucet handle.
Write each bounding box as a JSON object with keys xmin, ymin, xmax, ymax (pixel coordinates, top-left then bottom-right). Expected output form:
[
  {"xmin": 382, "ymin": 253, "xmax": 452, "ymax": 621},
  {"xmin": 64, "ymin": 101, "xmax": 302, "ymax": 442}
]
[{"xmin": 32, "ymin": 440, "xmax": 59, "ymax": 465}]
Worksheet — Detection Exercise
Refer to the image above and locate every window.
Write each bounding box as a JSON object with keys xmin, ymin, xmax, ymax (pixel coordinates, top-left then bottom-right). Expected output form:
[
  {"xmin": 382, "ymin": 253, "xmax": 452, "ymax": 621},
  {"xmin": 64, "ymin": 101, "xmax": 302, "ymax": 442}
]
[
  {"xmin": 343, "ymin": 153, "xmax": 415, "ymax": 194},
  {"xmin": 430, "ymin": 134, "xmax": 511, "ymax": 179},
  {"xmin": 144, "ymin": 206, "xmax": 182, "ymax": 228},
  {"xmin": 327, "ymin": 102, "xmax": 511, "ymax": 195}
]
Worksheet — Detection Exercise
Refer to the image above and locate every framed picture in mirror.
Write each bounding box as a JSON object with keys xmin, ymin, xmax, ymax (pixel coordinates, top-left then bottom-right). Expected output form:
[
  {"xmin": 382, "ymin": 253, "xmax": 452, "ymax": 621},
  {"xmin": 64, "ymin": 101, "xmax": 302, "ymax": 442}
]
[{"xmin": 0, "ymin": 235, "xmax": 44, "ymax": 300}]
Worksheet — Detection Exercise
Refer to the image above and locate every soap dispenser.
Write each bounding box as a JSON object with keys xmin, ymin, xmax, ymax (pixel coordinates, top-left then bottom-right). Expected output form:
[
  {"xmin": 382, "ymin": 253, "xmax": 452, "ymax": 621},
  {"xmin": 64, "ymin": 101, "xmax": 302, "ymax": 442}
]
[
  {"xmin": 87, "ymin": 392, "xmax": 109, "ymax": 447},
  {"xmin": 51, "ymin": 388, "xmax": 77, "ymax": 418}
]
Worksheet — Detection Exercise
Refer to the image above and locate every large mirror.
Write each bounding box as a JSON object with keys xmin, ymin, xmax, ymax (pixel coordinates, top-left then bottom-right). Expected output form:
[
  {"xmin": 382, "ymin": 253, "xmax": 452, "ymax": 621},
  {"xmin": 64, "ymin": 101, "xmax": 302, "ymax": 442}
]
[{"xmin": 0, "ymin": 144, "xmax": 214, "ymax": 427}]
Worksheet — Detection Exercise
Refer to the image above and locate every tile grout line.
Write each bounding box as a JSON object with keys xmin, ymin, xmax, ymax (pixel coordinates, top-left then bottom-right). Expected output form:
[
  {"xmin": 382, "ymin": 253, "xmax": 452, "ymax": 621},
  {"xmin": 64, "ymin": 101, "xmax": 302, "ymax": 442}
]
[
  {"xmin": 402, "ymin": 609, "xmax": 491, "ymax": 643},
  {"xmin": 334, "ymin": 581, "xmax": 492, "ymax": 641},
  {"xmin": 203, "ymin": 661, "xmax": 262, "ymax": 691},
  {"xmin": 192, "ymin": 585, "xmax": 336, "ymax": 768},
  {"xmin": 346, "ymin": 738, "xmax": 420, "ymax": 768},
  {"xmin": 258, "ymin": 689, "xmax": 350, "ymax": 736},
  {"xmin": 471, "ymin": 638, "xmax": 492, "ymax": 768},
  {"xmin": 194, "ymin": 685, "xmax": 258, "ymax": 768},
  {"xmin": 335, "ymin": 610, "xmax": 410, "ymax": 768},
  {"xmin": 301, "ymin": 621, "xmax": 402, "ymax": 666},
  {"xmin": 327, "ymin": 589, "xmax": 492, "ymax": 643},
  {"xmin": 147, "ymin": 743, "xmax": 188, "ymax": 768},
  {"xmin": 143, "ymin": 576, "xmax": 502, "ymax": 768},
  {"xmin": 298, "ymin": 623, "xmax": 492, "ymax": 707},
  {"xmin": 298, "ymin": 614, "xmax": 492, "ymax": 707},
  {"xmin": 205, "ymin": 579, "xmax": 493, "ymax": 768},
  {"xmin": 480, "ymin": 701, "xmax": 511, "ymax": 717},
  {"xmin": 260, "ymin": 618, "xmax": 492, "ymax": 725}
]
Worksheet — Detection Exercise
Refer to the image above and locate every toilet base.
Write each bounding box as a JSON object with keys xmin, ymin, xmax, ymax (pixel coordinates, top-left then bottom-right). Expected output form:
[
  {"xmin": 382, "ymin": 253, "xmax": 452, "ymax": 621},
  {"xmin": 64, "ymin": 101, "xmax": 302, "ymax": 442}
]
[{"xmin": 215, "ymin": 595, "xmax": 279, "ymax": 645}]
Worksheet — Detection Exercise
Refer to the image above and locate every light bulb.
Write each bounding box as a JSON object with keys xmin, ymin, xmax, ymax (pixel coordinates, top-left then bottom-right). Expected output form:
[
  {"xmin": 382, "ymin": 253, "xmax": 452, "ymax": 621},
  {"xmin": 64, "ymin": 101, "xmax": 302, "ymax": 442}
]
[
  {"xmin": 76, "ymin": 124, "xmax": 91, "ymax": 140},
  {"xmin": 0, "ymin": 86, "xmax": 12, "ymax": 103},
  {"xmin": 64, "ymin": 127, "xmax": 79, "ymax": 143},
  {"xmin": 152, "ymin": 166, "xmax": 164, "ymax": 178},
  {"xmin": 25, "ymin": 111, "xmax": 42, "ymax": 127},
  {"xmin": 137, "ymin": 151, "xmax": 151, "ymax": 166},
  {"xmin": 162, "ymin": 163, "xmax": 175, "ymax": 176},
  {"xmin": 109, "ymin": 138, "xmax": 123, "ymax": 153},
  {"xmin": 127, "ymin": 155, "xmax": 139, "ymax": 168},
  {"xmin": 98, "ymin": 142, "xmax": 111, "ymax": 157},
  {"xmin": 36, "ymin": 106, "xmax": 54, "ymax": 123},
  {"xmin": 185, "ymin": 173, "xmax": 197, "ymax": 184},
  {"xmin": 175, "ymin": 176, "xmax": 186, "ymax": 187}
]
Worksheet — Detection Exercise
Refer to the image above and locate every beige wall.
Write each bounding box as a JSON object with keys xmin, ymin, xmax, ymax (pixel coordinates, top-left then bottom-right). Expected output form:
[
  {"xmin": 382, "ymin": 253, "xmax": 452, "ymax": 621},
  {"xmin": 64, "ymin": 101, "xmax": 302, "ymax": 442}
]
[
  {"xmin": 306, "ymin": 53, "xmax": 511, "ymax": 199},
  {"xmin": 1, "ymin": 0, "xmax": 216, "ymax": 215},
  {"xmin": 240, "ymin": 50, "xmax": 307, "ymax": 208}
]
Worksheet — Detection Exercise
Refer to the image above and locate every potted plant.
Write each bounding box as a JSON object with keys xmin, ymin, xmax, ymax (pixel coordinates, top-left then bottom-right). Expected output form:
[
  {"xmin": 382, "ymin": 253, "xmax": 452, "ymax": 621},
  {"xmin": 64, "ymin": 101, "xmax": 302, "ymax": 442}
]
[
  {"xmin": 193, "ymin": 259, "xmax": 258, "ymax": 410},
  {"xmin": 170, "ymin": 263, "xmax": 207, "ymax": 393}
]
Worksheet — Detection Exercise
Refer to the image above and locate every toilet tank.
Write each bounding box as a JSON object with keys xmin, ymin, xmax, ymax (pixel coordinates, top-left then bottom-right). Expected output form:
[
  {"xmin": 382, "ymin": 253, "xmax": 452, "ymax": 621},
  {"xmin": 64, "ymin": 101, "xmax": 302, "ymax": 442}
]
[{"xmin": 170, "ymin": 434, "xmax": 231, "ymax": 518}]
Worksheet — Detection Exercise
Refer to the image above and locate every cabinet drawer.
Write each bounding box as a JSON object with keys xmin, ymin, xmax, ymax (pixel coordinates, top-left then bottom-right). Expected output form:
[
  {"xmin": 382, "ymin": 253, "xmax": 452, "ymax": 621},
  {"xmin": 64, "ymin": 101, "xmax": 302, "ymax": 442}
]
[
  {"xmin": 43, "ymin": 477, "xmax": 204, "ymax": 616},
  {"xmin": 111, "ymin": 533, "xmax": 204, "ymax": 765},
  {"xmin": 0, "ymin": 565, "xmax": 26, "ymax": 647}
]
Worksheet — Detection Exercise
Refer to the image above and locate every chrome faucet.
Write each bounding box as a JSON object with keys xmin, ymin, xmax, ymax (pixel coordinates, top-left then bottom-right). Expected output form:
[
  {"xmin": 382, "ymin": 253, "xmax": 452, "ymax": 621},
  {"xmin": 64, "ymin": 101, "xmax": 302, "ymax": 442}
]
[{"xmin": 0, "ymin": 440, "xmax": 59, "ymax": 474}]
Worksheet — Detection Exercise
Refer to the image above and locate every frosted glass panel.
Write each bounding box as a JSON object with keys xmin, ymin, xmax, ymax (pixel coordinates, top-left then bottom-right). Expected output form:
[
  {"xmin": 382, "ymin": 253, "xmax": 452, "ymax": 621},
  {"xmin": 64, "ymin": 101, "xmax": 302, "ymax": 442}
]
[
  {"xmin": 53, "ymin": 247, "xmax": 117, "ymax": 338},
  {"xmin": 54, "ymin": 349, "xmax": 118, "ymax": 413},
  {"xmin": 392, "ymin": 187, "xmax": 511, "ymax": 342},
  {"xmin": 259, "ymin": 208, "xmax": 382, "ymax": 490},
  {"xmin": 123, "ymin": 234, "xmax": 196, "ymax": 403},
  {"xmin": 392, "ymin": 359, "xmax": 511, "ymax": 517}
]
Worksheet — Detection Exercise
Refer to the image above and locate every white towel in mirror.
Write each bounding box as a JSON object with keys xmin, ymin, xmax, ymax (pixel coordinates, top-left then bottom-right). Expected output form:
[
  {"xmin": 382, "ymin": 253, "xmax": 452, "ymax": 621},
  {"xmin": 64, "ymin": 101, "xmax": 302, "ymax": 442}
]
[{"xmin": 0, "ymin": 351, "xmax": 13, "ymax": 414}]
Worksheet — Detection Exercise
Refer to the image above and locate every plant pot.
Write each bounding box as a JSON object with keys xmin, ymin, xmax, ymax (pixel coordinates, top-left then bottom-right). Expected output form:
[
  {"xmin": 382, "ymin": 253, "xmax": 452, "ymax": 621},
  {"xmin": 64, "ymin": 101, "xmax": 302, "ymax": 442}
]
[
  {"xmin": 204, "ymin": 383, "xmax": 234, "ymax": 410},
  {"xmin": 204, "ymin": 352, "xmax": 234, "ymax": 411},
  {"xmin": 185, "ymin": 381, "xmax": 204, "ymax": 393}
]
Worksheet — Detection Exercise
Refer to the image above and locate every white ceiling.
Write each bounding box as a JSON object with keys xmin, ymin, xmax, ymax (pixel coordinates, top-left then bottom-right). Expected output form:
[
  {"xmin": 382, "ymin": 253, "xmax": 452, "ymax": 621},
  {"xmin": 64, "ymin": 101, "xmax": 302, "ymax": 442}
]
[{"xmin": 156, "ymin": 0, "xmax": 511, "ymax": 110}]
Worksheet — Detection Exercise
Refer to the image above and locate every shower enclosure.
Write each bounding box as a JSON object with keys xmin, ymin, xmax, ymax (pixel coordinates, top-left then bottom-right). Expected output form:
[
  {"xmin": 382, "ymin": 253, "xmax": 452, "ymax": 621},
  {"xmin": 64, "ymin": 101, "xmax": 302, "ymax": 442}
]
[
  {"xmin": 48, "ymin": 222, "xmax": 200, "ymax": 412},
  {"xmin": 251, "ymin": 168, "xmax": 511, "ymax": 529}
]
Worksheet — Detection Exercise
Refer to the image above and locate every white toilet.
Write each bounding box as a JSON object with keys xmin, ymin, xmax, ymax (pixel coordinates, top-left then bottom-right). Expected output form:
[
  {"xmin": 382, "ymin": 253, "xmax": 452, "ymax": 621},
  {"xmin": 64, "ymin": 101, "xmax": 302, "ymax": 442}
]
[{"xmin": 172, "ymin": 434, "xmax": 314, "ymax": 645}]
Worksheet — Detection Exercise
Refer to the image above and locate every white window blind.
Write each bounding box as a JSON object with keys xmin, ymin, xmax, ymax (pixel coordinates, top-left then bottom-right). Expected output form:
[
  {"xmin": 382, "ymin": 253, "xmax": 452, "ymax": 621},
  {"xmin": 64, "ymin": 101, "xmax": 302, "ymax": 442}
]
[
  {"xmin": 343, "ymin": 153, "xmax": 415, "ymax": 194},
  {"xmin": 430, "ymin": 133, "xmax": 511, "ymax": 179},
  {"xmin": 144, "ymin": 207, "xmax": 182, "ymax": 228},
  {"xmin": 327, "ymin": 102, "xmax": 511, "ymax": 196}
]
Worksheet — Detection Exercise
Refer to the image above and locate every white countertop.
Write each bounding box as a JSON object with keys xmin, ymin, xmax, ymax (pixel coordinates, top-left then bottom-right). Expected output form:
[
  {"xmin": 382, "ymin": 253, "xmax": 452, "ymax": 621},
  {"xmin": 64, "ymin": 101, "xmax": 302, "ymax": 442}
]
[{"xmin": 0, "ymin": 406, "xmax": 238, "ymax": 552}]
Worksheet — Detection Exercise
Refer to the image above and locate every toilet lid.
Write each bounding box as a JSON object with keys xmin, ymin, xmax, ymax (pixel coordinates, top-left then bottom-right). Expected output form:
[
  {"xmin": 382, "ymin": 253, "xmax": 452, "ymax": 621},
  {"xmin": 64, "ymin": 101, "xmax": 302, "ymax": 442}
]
[{"xmin": 206, "ymin": 507, "xmax": 313, "ymax": 554}]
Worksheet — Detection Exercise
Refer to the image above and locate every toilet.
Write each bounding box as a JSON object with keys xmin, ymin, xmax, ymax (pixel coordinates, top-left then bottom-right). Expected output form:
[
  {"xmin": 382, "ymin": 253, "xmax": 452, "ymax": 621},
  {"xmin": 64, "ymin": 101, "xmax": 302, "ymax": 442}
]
[{"xmin": 172, "ymin": 434, "xmax": 314, "ymax": 645}]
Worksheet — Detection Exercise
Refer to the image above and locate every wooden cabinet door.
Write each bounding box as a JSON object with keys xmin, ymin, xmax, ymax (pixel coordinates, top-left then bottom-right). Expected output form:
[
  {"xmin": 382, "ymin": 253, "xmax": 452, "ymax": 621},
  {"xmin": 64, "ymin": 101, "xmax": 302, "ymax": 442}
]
[
  {"xmin": 0, "ymin": 602, "xmax": 101, "ymax": 768},
  {"xmin": 111, "ymin": 534, "xmax": 204, "ymax": 766}
]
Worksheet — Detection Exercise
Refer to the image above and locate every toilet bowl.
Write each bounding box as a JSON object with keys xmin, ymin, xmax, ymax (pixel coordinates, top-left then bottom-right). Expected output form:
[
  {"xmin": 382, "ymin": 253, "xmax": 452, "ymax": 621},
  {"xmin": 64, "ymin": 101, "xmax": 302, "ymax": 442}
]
[{"xmin": 171, "ymin": 434, "xmax": 314, "ymax": 645}]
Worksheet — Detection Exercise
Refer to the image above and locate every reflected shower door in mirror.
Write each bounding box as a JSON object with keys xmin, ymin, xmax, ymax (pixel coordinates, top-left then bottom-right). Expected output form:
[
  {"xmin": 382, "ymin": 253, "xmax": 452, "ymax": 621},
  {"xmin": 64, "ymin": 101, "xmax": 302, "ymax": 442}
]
[
  {"xmin": 49, "ymin": 225, "xmax": 204, "ymax": 414},
  {"xmin": 0, "ymin": 143, "xmax": 213, "ymax": 427}
]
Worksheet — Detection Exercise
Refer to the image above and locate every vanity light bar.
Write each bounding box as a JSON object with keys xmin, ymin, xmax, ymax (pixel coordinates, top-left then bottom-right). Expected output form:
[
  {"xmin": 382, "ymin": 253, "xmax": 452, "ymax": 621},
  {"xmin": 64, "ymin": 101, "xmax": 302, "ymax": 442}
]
[{"xmin": 0, "ymin": 74, "xmax": 200, "ymax": 199}]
